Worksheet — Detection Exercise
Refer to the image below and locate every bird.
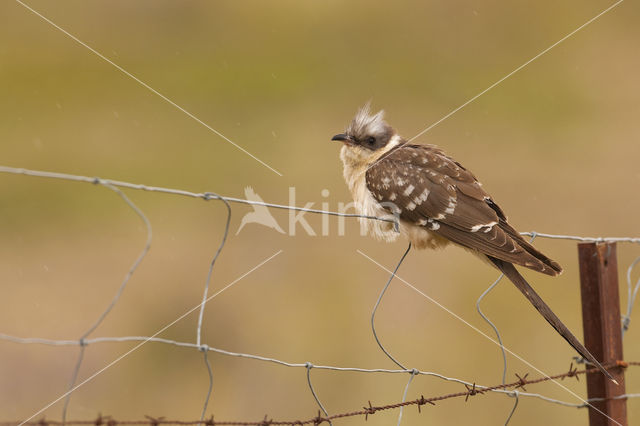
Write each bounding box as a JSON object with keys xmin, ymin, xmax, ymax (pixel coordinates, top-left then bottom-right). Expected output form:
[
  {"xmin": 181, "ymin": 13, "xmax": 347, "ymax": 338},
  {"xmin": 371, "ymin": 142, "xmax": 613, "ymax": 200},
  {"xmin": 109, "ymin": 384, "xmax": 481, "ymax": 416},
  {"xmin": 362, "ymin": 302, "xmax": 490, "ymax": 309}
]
[
  {"xmin": 331, "ymin": 103, "xmax": 615, "ymax": 383},
  {"xmin": 236, "ymin": 187, "xmax": 285, "ymax": 235}
]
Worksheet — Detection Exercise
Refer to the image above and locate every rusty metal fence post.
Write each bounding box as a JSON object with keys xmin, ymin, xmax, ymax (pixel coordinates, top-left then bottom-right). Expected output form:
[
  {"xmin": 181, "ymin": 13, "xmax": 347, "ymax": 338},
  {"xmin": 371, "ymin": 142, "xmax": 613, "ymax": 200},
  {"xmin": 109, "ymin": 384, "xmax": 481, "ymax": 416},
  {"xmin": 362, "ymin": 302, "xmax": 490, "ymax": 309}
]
[{"xmin": 578, "ymin": 242, "xmax": 627, "ymax": 426}]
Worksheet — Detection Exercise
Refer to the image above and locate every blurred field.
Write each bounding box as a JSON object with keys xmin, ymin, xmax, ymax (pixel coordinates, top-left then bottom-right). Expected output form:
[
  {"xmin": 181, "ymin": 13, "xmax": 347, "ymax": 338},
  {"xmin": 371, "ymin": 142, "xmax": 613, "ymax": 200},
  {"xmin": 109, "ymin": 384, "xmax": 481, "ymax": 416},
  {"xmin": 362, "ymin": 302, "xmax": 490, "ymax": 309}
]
[{"xmin": 1, "ymin": 1, "xmax": 639, "ymax": 424}]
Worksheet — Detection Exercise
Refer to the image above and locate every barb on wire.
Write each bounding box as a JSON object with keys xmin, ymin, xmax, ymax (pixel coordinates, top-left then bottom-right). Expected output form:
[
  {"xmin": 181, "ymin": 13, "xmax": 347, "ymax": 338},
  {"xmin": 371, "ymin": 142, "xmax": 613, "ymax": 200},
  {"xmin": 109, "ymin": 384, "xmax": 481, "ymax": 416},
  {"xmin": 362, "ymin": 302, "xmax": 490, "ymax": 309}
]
[
  {"xmin": 1, "ymin": 326, "xmax": 638, "ymax": 421},
  {"xmin": 357, "ymin": 248, "xmax": 633, "ymax": 422},
  {"xmin": 10, "ymin": 330, "xmax": 634, "ymax": 410},
  {"xmin": 371, "ymin": 243, "xmax": 412, "ymax": 370},
  {"xmin": 4, "ymin": 363, "xmax": 634, "ymax": 426},
  {"xmin": 62, "ymin": 183, "xmax": 153, "ymax": 422},
  {"xmin": 2, "ymin": 166, "xmax": 640, "ymax": 424}
]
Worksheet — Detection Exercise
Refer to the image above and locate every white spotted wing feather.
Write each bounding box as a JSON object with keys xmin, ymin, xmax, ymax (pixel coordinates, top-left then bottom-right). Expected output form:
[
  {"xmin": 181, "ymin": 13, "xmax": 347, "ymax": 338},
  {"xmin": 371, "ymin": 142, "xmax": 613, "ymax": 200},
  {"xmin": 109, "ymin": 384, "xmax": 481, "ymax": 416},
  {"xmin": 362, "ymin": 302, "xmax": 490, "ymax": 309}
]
[{"xmin": 365, "ymin": 144, "xmax": 562, "ymax": 276}]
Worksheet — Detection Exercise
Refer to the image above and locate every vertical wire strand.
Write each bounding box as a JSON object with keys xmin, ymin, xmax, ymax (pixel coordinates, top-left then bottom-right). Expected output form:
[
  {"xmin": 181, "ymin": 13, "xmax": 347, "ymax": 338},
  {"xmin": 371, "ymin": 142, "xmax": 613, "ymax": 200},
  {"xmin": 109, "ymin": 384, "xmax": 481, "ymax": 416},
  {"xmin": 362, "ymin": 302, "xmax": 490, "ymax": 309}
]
[
  {"xmin": 371, "ymin": 243, "xmax": 412, "ymax": 370},
  {"xmin": 61, "ymin": 345, "xmax": 86, "ymax": 423},
  {"xmin": 196, "ymin": 194, "xmax": 231, "ymax": 420},
  {"xmin": 80, "ymin": 184, "xmax": 153, "ymax": 337},
  {"xmin": 504, "ymin": 391, "xmax": 520, "ymax": 425},
  {"xmin": 397, "ymin": 369, "xmax": 418, "ymax": 426},
  {"xmin": 622, "ymin": 254, "xmax": 640, "ymax": 337},
  {"xmin": 197, "ymin": 193, "xmax": 232, "ymax": 347},
  {"xmin": 62, "ymin": 183, "xmax": 152, "ymax": 422},
  {"xmin": 475, "ymin": 234, "xmax": 538, "ymax": 385},
  {"xmin": 476, "ymin": 273, "xmax": 507, "ymax": 384},
  {"xmin": 305, "ymin": 363, "xmax": 331, "ymax": 425},
  {"xmin": 200, "ymin": 348, "xmax": 214, "ymax": 421}
]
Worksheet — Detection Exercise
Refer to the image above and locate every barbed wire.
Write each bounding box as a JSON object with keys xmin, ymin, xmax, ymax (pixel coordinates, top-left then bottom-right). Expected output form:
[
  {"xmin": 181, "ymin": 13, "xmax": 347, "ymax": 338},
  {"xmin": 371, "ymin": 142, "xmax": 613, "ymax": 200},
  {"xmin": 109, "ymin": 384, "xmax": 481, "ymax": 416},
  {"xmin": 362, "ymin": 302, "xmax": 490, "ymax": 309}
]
[
  {"xmin": 1, "ymin": 166, "xmax": 639, "ymax": 425},
  {"xmin": 475, "ymin": 234, "xmax": 538, "ymax": 423},
  {"xmin": 356, "ymin": 247, "xmax": 630, "ymax": 425},
  {"xmin": 1, "ymin": 363, "xmax": 638, "ymax": 426},
  {"xmin": 4, "ymin": 0, "xmax": 635, "ymax": 422}
]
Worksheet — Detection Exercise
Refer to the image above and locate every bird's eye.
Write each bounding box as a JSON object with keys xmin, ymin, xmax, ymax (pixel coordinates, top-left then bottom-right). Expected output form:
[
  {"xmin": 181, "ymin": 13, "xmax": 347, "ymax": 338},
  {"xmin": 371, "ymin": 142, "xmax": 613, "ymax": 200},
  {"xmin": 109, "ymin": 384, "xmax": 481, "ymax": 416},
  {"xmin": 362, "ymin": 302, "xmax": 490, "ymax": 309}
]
[{"xmin": 367, "ymin": 136, "xmax": 376, "ymax": 145}]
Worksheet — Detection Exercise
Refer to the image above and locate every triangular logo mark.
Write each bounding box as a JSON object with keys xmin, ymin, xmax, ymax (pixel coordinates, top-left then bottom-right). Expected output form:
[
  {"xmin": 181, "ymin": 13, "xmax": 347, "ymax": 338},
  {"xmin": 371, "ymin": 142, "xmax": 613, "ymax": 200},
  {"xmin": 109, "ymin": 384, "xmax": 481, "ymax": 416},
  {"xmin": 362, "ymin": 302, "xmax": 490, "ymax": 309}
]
[{"xmin": 236, "ymin": 187, "xmax": 285, "ymax": 235}]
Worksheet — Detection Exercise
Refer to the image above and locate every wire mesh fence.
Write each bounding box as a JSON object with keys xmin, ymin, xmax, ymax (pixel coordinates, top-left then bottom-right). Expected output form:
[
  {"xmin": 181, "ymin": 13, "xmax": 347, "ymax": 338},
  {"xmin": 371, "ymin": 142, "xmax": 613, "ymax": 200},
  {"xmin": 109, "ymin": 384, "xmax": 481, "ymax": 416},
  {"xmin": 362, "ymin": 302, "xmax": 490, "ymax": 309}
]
[{"xmin": 1, "ymin": 166, "xmax": 639, "ymax": 426}]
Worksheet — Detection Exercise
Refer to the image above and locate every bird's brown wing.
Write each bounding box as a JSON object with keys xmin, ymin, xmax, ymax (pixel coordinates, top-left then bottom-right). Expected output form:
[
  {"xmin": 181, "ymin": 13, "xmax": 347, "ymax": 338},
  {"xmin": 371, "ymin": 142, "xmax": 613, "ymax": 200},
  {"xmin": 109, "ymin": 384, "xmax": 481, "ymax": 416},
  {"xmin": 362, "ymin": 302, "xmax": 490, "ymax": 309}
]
[{"xmin": 366, "ymin": 144, "xmax": 562, "ymax": 275}]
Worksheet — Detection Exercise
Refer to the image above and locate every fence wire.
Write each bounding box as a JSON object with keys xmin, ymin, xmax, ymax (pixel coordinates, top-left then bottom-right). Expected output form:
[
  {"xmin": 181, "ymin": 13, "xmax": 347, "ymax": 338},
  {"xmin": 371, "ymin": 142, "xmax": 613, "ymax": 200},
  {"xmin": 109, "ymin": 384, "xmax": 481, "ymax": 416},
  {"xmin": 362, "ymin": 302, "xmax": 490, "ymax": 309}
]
[
  {"xmin": 1, "ymin": 363, "xmax": 638, "ymax": 426},
  {"xmin": 1, "ymin": 166, "xmax": 639, "ymax": 426}
]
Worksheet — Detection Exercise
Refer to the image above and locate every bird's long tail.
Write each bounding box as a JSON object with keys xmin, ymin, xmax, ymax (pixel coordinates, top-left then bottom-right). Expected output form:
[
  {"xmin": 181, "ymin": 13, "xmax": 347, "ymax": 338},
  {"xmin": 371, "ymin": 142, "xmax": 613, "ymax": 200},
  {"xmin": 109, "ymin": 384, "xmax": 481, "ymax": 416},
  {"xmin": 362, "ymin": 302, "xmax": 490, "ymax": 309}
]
[{"xmin": 488, "ymin": 256, "xmax": 616, "ymax": 383}]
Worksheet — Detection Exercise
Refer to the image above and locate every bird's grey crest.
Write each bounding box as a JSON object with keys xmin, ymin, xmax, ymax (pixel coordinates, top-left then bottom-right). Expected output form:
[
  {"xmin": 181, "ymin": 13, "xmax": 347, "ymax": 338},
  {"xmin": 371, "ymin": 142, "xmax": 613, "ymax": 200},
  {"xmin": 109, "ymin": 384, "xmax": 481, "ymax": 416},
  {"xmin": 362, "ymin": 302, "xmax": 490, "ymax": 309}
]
[
  {"xmin": 334, "ymin": 103, "xmax": 616, "ymax": 382},
  {"xmin": 344, "ymin": 103, "xmax": 394, "ymax": 149}
]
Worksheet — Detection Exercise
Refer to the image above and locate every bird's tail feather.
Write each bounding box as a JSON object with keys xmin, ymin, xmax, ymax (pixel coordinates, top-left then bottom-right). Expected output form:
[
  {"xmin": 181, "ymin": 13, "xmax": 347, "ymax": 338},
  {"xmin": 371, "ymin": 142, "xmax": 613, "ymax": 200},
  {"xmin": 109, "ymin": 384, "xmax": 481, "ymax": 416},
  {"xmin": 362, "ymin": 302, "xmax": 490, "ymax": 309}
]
[{"xmin": 488, "ymin": 256, "xmax": 615, "ymax": 383}]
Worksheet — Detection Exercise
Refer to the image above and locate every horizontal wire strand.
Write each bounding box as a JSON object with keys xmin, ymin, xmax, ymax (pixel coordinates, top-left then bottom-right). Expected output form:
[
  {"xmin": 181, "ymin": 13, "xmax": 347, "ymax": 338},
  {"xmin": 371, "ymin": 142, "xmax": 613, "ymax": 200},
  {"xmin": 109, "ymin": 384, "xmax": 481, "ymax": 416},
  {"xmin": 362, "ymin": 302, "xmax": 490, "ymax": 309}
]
[{"xmin": 1, "ymin": 165, "xmax": 638, "ymax": 423}]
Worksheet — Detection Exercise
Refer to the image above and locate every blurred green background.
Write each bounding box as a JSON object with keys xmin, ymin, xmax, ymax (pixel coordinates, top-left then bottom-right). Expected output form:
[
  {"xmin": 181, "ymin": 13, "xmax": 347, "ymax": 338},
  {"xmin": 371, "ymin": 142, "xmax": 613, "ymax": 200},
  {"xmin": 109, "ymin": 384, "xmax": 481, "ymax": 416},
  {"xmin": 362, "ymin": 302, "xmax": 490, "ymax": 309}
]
[{"xmin": 1, "ymin": 1, "xmax": 639, "ymax": 424}]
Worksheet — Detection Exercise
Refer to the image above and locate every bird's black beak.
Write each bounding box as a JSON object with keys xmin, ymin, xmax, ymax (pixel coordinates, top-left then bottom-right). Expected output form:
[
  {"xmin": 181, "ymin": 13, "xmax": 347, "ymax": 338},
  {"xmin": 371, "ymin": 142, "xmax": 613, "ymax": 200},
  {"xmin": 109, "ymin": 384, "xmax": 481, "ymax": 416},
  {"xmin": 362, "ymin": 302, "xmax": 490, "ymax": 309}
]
[{"xmin": 331, "ymin": 133, "xmax": 351, "ymax": 142}]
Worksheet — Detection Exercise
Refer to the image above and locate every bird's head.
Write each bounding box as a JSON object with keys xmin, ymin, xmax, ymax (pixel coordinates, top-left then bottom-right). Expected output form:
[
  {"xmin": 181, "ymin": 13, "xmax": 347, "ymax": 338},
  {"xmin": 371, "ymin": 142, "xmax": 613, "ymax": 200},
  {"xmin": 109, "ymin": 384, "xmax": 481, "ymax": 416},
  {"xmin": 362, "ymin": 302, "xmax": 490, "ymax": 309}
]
[{"xmin": 332, "ymin": 104, "xmax": 396, "ymax": 156}]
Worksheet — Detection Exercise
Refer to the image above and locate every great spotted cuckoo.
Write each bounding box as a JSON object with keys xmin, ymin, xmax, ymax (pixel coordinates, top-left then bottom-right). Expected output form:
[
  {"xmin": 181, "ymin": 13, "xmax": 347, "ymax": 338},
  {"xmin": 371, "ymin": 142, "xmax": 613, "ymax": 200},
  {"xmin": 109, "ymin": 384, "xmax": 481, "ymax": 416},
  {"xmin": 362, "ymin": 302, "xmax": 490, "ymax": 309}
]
[{"xmin": 332, "ymin": 104, "xmax": 614, "ymax": 382}]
